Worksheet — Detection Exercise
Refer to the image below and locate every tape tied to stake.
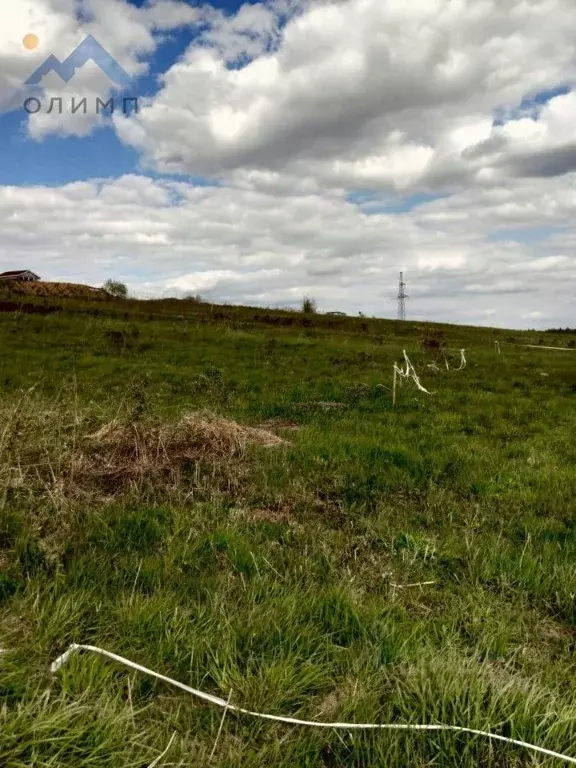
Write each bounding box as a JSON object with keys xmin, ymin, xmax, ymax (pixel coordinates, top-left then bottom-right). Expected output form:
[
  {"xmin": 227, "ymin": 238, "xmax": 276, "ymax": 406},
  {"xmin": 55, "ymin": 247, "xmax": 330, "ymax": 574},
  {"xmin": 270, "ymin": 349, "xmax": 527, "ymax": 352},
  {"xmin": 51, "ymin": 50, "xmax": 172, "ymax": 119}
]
[
  {"xmin": 395, "ymin": 351, "xmax": 435, "ymax": 395},
  {"xmin": 51, "ymin": 644, "xmax": 576, "ymax": 765}
]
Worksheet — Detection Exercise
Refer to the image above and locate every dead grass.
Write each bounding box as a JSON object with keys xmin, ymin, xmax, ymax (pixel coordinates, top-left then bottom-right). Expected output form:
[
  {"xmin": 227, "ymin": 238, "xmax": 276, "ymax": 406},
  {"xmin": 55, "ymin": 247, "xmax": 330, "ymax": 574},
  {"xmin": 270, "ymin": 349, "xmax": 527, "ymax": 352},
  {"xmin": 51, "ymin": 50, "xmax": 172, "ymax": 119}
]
[
  {"xmin": 0, "ymin": 404, "xmax": 286, "ymax": 502},
  {"xmin": 257, "ymin": 418, "xmax": 302, "ymax": 431},
  {"xmin": 233, "ymin": 505, "xmax": 294, "ymax": 525},
  {"xmin": 0, "ymin": 281, "xmax": 110, "ymax": 300},
  {"xmin": 315, "ymin": 679, "xmax": 364, "ymax": 719},
  {"xmin": 73, "ymin": 412, "xmax": 285, "ymax": 487}
]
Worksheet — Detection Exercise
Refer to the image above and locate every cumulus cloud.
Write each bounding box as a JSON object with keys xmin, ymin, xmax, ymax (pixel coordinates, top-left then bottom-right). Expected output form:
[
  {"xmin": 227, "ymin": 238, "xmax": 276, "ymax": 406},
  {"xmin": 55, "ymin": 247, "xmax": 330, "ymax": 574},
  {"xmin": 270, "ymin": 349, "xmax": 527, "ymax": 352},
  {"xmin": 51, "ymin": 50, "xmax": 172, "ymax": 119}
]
[
  {"xmin": 0, "ymin": 174, "xmax": 574, "ymax": 328},
  {"xmin": 114, "ymin": 0, "xmax": 576, "ymax": 192}
]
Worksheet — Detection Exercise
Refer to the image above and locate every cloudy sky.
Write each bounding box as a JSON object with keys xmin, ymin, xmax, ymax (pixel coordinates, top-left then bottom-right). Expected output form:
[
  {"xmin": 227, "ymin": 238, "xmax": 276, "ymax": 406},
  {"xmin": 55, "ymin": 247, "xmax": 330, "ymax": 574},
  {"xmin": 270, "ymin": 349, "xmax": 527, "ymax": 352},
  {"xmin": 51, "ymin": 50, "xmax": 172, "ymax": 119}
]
[{"xmin": 1, "ymin": 0, "xmax": 575, "ymax": 328}]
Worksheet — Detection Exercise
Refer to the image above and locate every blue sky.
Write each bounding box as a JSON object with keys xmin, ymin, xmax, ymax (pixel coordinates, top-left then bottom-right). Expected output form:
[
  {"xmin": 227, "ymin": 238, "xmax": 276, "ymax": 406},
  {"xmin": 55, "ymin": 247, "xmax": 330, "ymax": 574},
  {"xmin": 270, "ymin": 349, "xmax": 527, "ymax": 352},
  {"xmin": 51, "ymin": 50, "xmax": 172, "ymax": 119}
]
[
  {"xmin": 347, "ymin": 191, "xmax": 452, "ymax": 215},
  {"xmin": 0, "ymin": 0, "xmax": 259, "ymax": 187}
]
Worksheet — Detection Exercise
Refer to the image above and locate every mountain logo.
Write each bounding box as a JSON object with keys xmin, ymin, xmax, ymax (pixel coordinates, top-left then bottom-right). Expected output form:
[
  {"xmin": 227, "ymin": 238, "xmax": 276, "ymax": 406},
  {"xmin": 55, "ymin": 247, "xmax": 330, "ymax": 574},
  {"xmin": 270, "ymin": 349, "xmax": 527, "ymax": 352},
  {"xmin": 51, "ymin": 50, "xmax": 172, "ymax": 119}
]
[{"xmin": 25, "ymin": 35, "xmax": 132, "ymax": 88}]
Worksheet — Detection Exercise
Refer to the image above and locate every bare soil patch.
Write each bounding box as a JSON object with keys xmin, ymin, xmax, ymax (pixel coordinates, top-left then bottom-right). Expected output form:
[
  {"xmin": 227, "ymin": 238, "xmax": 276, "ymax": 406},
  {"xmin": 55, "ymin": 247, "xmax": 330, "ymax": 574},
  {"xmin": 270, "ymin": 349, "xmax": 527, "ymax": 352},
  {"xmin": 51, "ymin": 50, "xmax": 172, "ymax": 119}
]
[{"xmin": 257, "ymin": 418, "xmax": 302, "ymax": 431}]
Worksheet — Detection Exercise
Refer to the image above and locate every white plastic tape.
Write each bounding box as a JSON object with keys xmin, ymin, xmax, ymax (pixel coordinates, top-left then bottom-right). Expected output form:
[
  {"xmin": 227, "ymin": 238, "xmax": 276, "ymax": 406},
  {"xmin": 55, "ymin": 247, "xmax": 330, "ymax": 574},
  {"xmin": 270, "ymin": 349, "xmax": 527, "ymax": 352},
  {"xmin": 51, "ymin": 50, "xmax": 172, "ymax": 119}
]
[
  {"xmin": 394, "ymin": 351, "xmax": 434, "ymax": 395},
  {"xmin": 52, "ymin": 644, "xmax": 576, "ymax": 765}
]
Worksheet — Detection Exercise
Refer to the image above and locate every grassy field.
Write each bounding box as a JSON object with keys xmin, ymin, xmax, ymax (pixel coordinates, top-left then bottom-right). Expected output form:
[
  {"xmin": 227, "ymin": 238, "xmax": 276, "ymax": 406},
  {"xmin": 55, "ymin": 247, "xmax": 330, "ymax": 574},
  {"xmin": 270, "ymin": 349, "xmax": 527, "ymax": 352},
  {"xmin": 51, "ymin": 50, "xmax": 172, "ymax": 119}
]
[{"xmin": 0, "ymin": 300, "xmax": 575, "ymax": 767}]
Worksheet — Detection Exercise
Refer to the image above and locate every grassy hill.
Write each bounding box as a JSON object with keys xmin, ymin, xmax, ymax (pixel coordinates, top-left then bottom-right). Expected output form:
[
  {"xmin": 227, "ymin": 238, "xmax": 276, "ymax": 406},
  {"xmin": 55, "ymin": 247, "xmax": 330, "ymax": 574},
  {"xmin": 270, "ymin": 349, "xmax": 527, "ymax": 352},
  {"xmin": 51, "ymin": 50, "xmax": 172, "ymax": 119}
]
[{"xmin": 0, "ymin": 298, "xmax": 575, "ymax": 767}]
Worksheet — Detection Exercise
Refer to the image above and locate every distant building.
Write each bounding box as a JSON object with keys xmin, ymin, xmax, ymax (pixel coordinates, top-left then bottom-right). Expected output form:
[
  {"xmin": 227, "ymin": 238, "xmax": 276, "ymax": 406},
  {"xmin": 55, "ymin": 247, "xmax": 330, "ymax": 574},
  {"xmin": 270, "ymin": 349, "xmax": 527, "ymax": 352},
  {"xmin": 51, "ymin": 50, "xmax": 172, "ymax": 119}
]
[
  {"xmin": 326, "ymin": 311, "xmax": 347, "ymax": 316},
  {"xmin": 0, "ymin": 270, "xmax": 40, "ymax": 282}
]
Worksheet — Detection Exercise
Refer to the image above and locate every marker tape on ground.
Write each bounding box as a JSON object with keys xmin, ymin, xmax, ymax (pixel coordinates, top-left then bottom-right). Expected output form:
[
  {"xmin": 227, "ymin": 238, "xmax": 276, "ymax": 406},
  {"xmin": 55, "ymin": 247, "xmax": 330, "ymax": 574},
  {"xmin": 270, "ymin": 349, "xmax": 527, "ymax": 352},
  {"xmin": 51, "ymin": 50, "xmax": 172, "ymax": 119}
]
[
  {"xmin": 52, "ymin": 644, "xmax": 576, "ymax": 765},
  {"xmin": 516, "ymin": 345, "xmax": 575, "ymax": 352}
]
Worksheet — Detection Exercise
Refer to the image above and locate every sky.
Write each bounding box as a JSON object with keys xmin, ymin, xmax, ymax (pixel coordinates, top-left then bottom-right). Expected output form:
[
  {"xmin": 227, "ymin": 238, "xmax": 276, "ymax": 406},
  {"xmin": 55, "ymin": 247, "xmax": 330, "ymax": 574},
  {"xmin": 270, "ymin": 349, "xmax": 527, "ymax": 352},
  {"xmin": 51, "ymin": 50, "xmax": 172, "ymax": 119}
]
[{"xmin": 0, "ymin": 0, "xmax": 575, "ymax": 328}]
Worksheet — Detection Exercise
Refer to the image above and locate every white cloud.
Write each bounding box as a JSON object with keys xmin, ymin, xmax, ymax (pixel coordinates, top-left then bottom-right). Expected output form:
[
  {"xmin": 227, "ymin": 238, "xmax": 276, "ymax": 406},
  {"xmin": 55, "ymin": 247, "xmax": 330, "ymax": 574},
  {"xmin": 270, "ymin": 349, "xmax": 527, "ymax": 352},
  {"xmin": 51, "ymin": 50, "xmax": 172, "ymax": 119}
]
[
  {"xmin": 522, "ymin": 311, "xmax": 545, "ymax": 320},
  {"xmin": 1, "ymin": 0, "xmax": 576, "ymax": 329},
  {"xmin": 113, "ymin": 0, "xmax": 576, "ymax": 192},
  {"xmin": 0, "ymin": 174, "xmax": 574, "ymax": 328}
]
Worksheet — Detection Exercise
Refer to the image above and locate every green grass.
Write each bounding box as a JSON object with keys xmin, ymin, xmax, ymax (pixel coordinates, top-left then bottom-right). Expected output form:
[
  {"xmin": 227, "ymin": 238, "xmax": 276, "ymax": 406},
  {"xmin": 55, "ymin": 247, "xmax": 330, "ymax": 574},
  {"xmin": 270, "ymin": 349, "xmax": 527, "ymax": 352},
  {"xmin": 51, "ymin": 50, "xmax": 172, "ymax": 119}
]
[{"xmin": 0, "ymin": 303, "xmax": 575, "ymax": 766}]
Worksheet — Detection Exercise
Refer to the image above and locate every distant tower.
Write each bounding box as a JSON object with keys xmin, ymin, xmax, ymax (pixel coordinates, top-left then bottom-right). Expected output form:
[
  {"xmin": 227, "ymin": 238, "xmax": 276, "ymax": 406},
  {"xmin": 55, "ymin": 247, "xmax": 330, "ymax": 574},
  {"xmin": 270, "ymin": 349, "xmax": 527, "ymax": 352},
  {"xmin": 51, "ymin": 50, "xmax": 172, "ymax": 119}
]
[{"xmin": 397, "ymin": 272, "xmax": 408, "ymax": 321}]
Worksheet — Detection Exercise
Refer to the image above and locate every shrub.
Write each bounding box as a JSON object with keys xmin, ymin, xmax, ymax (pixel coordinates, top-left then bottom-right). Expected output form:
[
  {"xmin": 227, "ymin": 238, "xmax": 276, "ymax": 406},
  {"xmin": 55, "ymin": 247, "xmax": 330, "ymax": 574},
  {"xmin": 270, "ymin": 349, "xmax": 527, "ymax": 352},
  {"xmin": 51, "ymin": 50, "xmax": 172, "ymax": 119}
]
[
  {"xmin": 103, "ymin": 279, "xmax": 128, "ymax": 299},
  {"xmin": 421, "ymin": 332, "xmax": 445, "ymax": 350},
  {"xmin": 301, "ymin": 295, "xmax": 317, "ymax": 314}
]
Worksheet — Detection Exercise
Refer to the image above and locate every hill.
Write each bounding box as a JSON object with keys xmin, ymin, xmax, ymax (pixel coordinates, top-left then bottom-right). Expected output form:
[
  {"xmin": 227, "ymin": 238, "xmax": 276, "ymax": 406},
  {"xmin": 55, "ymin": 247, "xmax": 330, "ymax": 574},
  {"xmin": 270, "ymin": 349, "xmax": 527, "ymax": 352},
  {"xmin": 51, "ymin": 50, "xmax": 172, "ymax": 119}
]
[{"xmin": 0, "ymin": 298, "xmax": 575, "ymax": 767}]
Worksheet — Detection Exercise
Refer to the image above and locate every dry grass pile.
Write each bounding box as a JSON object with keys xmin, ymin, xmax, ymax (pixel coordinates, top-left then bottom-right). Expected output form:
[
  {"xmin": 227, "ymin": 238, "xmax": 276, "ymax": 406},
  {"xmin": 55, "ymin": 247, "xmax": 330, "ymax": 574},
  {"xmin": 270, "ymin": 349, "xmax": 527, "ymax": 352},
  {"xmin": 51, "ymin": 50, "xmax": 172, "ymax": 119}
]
[
  {"xmin": 0, "ymin": 281, "xmax": 110, "ymax": 300},
  {"xmin": 74, "ymin": 412, "xmax": 285, "ymax": 487}
]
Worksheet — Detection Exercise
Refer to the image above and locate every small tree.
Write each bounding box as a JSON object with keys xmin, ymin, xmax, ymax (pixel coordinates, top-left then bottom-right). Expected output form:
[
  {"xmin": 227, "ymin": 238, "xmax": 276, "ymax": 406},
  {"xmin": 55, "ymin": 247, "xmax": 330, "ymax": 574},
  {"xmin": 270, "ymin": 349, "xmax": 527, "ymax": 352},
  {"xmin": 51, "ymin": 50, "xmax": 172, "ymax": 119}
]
[
  {"xmin": 301, "ymin": 295, "xmax": 317, "ymax": 314},
  {"xmin": 103, "ymin": 279, "xmax": 128, "ymax": 299}
]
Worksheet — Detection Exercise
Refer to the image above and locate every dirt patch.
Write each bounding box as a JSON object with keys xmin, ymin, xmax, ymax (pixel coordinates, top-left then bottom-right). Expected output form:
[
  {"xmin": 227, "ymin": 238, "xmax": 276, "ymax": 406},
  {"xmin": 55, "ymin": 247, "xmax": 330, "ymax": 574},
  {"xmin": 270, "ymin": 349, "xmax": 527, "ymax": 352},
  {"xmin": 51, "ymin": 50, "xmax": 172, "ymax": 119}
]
[
  {"xmin": 315, "ymin": 680, "xmax": 364, "ymax": 719},
  {"xmin": 74, "ymin": 412, "xmax": 285, "ymax": 487},
  {"xmin": 257, "ymin": 418, "xmax": 302, "ymax": 431},
  {"xmin": 233, "ymin": 505, "xmax": 294, "ymax": 525}
]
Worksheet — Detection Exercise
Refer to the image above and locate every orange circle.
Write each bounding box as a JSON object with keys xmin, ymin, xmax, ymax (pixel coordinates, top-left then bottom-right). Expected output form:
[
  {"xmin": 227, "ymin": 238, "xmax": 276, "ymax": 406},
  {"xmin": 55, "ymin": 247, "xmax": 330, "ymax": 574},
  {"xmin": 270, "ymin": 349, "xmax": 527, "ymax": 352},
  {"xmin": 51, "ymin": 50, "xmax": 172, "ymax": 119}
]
[{"xmin": 23, "ymin": 33, "xmax": 40, "ymax": 50}]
